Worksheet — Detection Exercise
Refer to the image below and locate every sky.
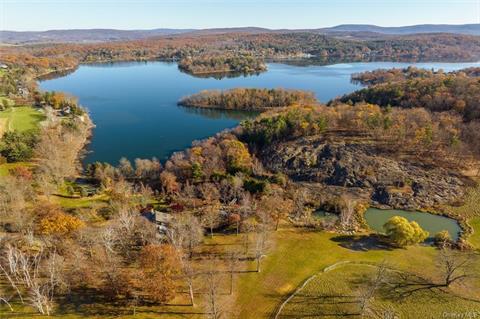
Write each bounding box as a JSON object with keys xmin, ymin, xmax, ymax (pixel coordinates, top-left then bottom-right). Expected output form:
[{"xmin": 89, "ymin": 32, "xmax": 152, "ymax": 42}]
[{"xmin": 1, "ymin": 0, "xmax": 479, "ymax": 31}]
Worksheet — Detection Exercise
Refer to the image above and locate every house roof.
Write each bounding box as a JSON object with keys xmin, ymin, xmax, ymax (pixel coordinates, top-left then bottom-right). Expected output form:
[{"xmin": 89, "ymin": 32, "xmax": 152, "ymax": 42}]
[{"xmin": 155, "ymin": 211, "xmax": 173, "ymax": 224}]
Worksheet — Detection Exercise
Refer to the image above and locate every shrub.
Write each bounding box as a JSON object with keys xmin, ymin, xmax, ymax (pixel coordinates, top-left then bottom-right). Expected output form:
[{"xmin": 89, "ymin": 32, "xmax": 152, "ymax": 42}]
[
  {"xmin": 434, "ymin": 230, "xmax": 452, "ymax": 247},
  {"xmin": 243, "ymin": 178, "xmax": 269, "ymax": 194},
  {"xmin": 9, "ymin": 166, "xmax": 33, "ymax": 180},
  {"xmin": 39, "ymin": 212, "xmax": 84, "ymax": 236}
]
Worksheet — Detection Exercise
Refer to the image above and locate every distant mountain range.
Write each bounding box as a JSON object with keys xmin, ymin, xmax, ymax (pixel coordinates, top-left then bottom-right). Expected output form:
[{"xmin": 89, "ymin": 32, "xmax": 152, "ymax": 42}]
[
  {"xmin": 0, "ymin": 28, "xmax": 195, "ymax": 44},
  {"xmin": 1, "ymin": 24, "xmax": 479, "ymax": 44},
  {"xmin": 320, "ymin": 24, "xmax": 480, "ymax": 35}
]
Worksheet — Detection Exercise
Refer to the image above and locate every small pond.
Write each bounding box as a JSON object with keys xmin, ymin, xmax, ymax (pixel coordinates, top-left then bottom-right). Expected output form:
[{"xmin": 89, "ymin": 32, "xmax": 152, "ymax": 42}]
[
  {"xmin": 364, "ymin": 208, "xmax": 461, "ymax": 241},
  {"xmin": 313, "ymin": 210, "xmax": 339, "ymax": 223}
]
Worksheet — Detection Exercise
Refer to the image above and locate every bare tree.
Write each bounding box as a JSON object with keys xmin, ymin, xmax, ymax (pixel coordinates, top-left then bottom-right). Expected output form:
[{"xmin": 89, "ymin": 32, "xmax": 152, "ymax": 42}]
[
  {"xmin": 437, "ymin": 248, "xmax": 477, "ymax": 287},
  {"xmin": 168, "ymin": 213, "xmax": 204, "ymax": 258},
  {"xmin": 358, "ymin": 261, "xmax": 388, "ymax": 317},
  {"xmin": 259, "ymin": 193, "xmax": 292, "ymax": 231},
  {"xmin": 339, "ymin": 195, "xmax": 356, "ymax": 230},
  {"xmin": 166, "ymin": 213, "xmax": 204, "ymax": 306},
  {"xmin": 240, "ymin": 220, "xmax": 255, "ymax": 256},
  {"xmin": 227, "ymin": 251, "xmax": 240, "ymax": 295},
  {"xmin": 0, "ymin": 286, "xmax": 13, "ymax": 311},
  {"xmin": 203, "ymin": 258, "xmax": 222, "ymax": 319},
  {"xmin": 203, "ymin": 202, "xmax": 220, "ymax": 238},
  {"xmin": 254, "ymin": 229, "xmax": 268, "ymax": 273},
  {"xmin": 0, "ymin": 176, "xmax": 33, "ymax": 233},
  {"xmin": 0, "ymin": 245, "xmax": 64, "ymax": 315},
  {"xmin": 135, "ymin": 183, "xmax": 154, "ymax": 208}
]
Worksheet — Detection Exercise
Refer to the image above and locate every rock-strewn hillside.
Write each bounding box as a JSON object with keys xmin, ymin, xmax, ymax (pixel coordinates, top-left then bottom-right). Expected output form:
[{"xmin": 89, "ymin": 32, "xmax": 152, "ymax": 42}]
[{"xmin": 259, "ymin": 135, "xmax": 465, "ymax": 209}]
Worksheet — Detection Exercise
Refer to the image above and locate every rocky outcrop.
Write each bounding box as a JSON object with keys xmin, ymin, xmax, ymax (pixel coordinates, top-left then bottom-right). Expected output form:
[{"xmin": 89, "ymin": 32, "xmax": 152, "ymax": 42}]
[{"xmin": 259, "ymin": 136, "xmax": 465, "ymax": 209}]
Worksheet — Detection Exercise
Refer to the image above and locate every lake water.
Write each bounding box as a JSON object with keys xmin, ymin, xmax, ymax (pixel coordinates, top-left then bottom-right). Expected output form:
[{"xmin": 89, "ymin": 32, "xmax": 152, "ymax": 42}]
[
  {"xmin": 364, "ymin": 208, "xmax": 461, "ymax": 241},
  {"xmin": 40, "ymin": 61, "xmax": 480, "ymax": 164}
]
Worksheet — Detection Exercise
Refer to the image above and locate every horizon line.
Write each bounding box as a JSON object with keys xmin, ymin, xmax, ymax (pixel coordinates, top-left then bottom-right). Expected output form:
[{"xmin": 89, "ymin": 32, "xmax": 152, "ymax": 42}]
[{"xmin": 2, "ymin": 22, "xmax": 480, "ymax": 33}]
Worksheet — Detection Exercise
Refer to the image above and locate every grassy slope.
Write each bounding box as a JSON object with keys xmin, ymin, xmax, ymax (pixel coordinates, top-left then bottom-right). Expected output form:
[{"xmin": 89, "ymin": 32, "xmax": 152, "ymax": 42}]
[
  {"xmin": 0, "ymin": 106, "xmax": 45, "ymax": 176},
  {"xmin": 0, "ymin": 106, "xmax": 45, "ymax": 134},
  {"xmin": 445, "ymin": 185, "xmax": 480, "ymax": 249},
  {"xmin": 279, "ymin": 263, "xmax": 480, "ymax": 319},
  {"xmin": 232, "ymin": 228, "xmax": 444, "ymax": 318},
  {"xmin": 469, "ymin": 218, "xmax": 480, "ymax": 249}
]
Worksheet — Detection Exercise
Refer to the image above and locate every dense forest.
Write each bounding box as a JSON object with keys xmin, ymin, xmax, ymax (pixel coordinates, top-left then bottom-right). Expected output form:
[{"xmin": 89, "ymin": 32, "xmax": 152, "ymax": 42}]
[
  {"xmin": 337, "ymin": 67, "xmax": 480, "ymax": 121},
  {"xmin": 178, "ymin": 53, "xmax": 267, "ymax": 75},
  {"xmin": 178, "ymin": 88, "xmax": 316, "ymax": 110}
]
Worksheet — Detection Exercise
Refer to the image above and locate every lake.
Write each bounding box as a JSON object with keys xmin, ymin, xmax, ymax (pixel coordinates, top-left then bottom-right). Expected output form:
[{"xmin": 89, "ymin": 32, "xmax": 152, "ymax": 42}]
[
  {"xmin": 40, "ymin": 61, "xmax": 480, "ymax": 164},
  {"xmin": 364, "ymin": 208, "xmax": 461, "ymax": 241}
]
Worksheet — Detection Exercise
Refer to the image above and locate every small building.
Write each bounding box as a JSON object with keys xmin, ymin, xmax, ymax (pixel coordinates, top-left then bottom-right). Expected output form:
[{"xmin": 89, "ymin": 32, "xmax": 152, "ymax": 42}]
[
  {"xmin": 141, "ymin": 208, "xmax": 173, "ymax": 233},
  {"xmin": 0, "ymin": 64, "xmax": 8, "ymax": 69}
]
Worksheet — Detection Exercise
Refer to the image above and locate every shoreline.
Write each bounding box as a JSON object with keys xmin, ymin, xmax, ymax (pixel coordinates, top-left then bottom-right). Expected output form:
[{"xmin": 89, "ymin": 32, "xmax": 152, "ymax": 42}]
[{"xmin": 33, "ymin": 60, "xmax": 479, "ymax": 237}]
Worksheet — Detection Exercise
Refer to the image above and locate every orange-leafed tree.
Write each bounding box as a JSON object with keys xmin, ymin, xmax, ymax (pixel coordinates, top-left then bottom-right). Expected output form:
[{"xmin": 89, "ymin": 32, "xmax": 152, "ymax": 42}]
[
  {"xmin": 221, "ymin": 138, "xmax": 252, "ymax": 174},
  {"xmin": 39, "ymin": 212, "xmax": 84, "ymax": 236},
  {"xmin": 138, "ymin": 244, "xmax": 181, "ymax": 303}
]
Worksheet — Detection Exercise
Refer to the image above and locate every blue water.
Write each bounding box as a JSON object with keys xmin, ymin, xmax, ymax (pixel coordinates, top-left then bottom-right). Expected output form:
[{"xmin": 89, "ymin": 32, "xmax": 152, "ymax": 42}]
[
  {"xmin": 40, "ymin": 61, "xmax": 480, "ymax": 164},
  {"xmin": 364, "ymin": 208, "xmax": 461, "ymax": 241}
]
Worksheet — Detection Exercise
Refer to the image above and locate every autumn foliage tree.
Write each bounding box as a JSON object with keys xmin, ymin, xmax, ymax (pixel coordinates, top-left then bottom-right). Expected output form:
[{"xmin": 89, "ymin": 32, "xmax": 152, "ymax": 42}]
[
  {"xmin": 221, "ymin": 139, "xmax": 252, "ymax": 174},
  {"xmin": 138, "ymin": 244, "xmax": 181, "ymax": 303},
  {"xmin": 383, "ymin": 216, "xmax": 429, "ymax": 247}
]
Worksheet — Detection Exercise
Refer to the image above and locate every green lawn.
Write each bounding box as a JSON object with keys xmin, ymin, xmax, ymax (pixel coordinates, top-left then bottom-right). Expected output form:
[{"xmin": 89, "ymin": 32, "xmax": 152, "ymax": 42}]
[
  {"xmin": 469, "ymin": 217, "xmax": 480, "ymax": 249},
  {"xmin": 0, "ymin": 106, "xmax": 45, "ymax": 135},
  {"xmin": 54, "ymin": 194, "xmax": 109, "ymax": 210},
  {"xmin": 279, "ymin": 263, "xmax": 480, "ymax": 319},
  {"xmin": 232, "ymin": 228, "xmax": 451, "ymax": 318}
]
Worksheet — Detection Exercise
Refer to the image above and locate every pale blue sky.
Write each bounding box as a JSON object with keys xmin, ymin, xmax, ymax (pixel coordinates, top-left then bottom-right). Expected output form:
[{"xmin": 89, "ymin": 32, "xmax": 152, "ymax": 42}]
[{"xmin": 2, "ymin": 0, "xmax": 479, "ymax": 31}]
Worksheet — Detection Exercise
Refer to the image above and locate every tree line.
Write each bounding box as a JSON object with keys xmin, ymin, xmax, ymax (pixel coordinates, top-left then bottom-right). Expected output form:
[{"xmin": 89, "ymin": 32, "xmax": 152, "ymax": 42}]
[{"xmin": 338, "ymin": 67, "xmax": 480, "ymax": 121}]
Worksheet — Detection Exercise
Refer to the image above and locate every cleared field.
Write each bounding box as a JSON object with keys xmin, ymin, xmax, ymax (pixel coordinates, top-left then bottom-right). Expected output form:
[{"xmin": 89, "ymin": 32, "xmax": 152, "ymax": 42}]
[
  {"xmin": 0, "ymin": 106, "xmax": 45, "ymax": 135},
  {"xmin": 278, "ymin": 263, "xmax": 480, "ymax": 319}
]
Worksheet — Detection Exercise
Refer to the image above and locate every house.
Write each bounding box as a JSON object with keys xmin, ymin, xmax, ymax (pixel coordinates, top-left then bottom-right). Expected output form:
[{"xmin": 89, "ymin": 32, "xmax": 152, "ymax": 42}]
[
  {"xmin": 0, "ymin": 64, "xmax": 8, "ymax": 69},
  {"xmin": 141, "ymin": 208, "xmax": 173, "ymax": 233},
  {"xmin": 18, "ymin": 87, "xmax": 29, "ymax": 98}
]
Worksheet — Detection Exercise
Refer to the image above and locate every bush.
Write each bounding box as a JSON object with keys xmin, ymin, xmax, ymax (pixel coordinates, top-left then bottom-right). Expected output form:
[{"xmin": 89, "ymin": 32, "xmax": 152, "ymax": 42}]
[
  {"xmin": 271, "ymin": 173, "xmax": 287, "ymax": 187},
  {"xmin": 383, "ymin": 216, "xmax": 429, "ymax": 247},
  {"xmin": 79, "ymin": 187, "xmax": 88, "ymax": 198},
  {"xmin": 434, "ymin": 230, "xmax": 452, "ymax": 247},
  {"xmin": 243, "ymin": 178, "xmax": 269, "ymax": 194}
]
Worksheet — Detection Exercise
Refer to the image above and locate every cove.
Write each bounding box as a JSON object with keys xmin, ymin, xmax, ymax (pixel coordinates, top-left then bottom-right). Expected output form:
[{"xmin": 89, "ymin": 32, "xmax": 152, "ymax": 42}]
[
  {"xmin": 39, "ymin": 61, "xmax": 480, "ymax": 164},
  {"xmin": 364, "ymin": 208, "xmax": 461, "ymax": 241}
]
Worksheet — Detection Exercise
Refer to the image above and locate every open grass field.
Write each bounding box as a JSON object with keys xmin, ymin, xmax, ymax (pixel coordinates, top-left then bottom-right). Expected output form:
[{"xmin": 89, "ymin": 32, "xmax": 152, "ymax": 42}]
[
  {"xmin": 0, "ymin": 106, "xmax": 45, "ymax": 135},
  {"xmin": 445, "ymin": 184, "xmax": 480, "ymax": 250},
  {"xmin": 231, "ymin": 228, "xmax": 480, "ymax": 318},
  {"xmin": 446, "ymin": 185, "xmax": 480, "ymax": 220},
  {"xmin": 53, "ymin": 194, "xmax": 109, "ymax": 210},
  {"xmin": 278, "ymin": 263, "xmax": 480, "ymax": 318}
]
